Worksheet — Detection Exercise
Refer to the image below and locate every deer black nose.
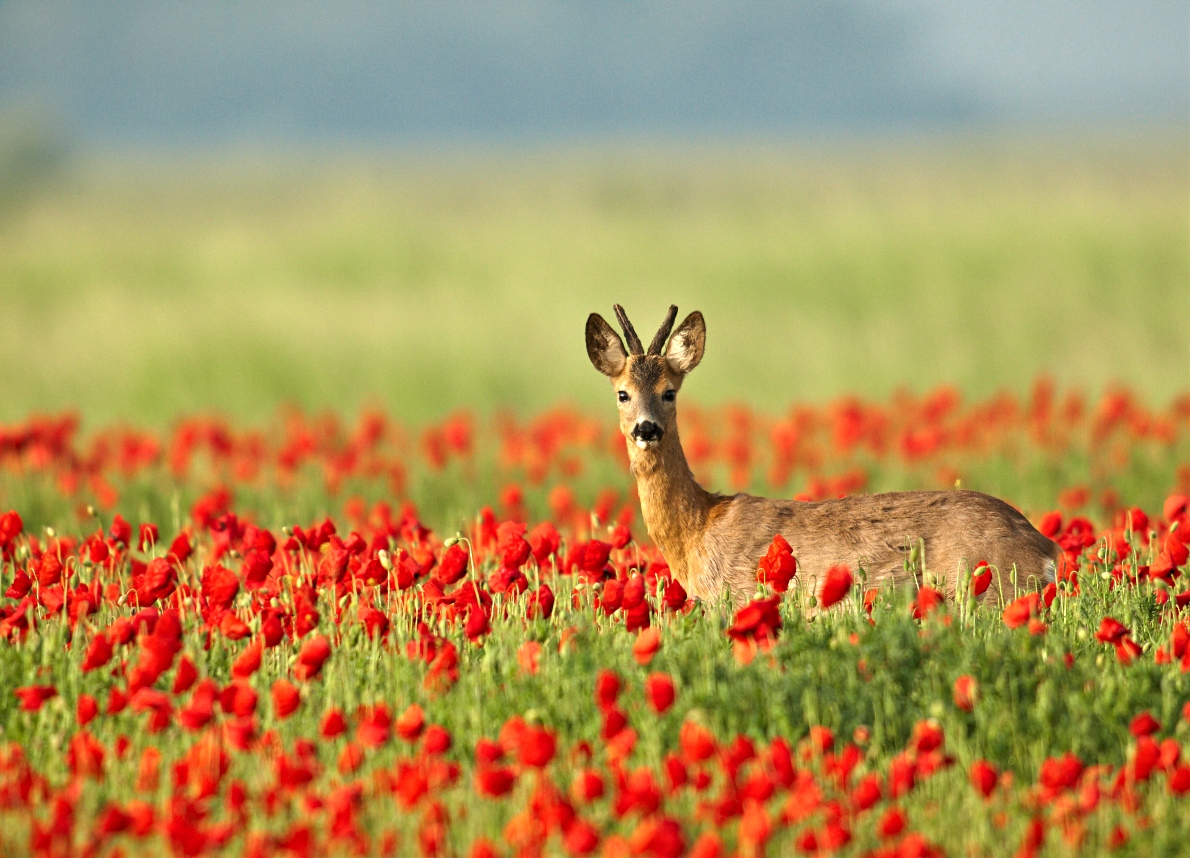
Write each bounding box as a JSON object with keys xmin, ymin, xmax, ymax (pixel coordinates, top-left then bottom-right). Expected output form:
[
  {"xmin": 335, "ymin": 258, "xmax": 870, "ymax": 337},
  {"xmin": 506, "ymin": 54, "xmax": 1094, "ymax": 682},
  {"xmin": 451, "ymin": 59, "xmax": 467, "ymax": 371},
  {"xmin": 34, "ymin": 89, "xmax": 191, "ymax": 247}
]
[{"xmin": 632, "ymin": 421, "xmax": 663, "ymax": 442}]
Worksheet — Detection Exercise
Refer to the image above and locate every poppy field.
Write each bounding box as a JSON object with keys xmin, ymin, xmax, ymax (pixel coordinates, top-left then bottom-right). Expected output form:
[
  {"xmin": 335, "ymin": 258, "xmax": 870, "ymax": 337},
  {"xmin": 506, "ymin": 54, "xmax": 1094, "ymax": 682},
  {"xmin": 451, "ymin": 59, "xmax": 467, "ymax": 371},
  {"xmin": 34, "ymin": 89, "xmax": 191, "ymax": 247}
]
[{"xmin": 1, "ymin": 381, "xmax": 1189, "ymax": 858}]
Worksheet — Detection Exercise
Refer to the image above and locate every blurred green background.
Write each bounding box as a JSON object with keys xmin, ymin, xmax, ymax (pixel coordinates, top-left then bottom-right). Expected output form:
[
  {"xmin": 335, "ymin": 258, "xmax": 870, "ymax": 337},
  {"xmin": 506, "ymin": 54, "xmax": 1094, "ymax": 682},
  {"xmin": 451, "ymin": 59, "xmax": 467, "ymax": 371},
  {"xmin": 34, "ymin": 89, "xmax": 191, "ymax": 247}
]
[{"xmin": 1, "ymin": 136, "xmax": 1186, "ymax": 427}]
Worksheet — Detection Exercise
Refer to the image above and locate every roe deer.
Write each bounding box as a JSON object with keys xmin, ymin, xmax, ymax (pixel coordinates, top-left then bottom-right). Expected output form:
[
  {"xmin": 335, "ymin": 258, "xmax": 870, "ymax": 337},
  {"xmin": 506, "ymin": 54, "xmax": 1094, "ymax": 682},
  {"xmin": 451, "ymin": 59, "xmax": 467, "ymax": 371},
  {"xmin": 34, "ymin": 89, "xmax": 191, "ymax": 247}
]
[{"xmin": 586, "ymin": 304, "xmax": 1059, "ymax": 607}]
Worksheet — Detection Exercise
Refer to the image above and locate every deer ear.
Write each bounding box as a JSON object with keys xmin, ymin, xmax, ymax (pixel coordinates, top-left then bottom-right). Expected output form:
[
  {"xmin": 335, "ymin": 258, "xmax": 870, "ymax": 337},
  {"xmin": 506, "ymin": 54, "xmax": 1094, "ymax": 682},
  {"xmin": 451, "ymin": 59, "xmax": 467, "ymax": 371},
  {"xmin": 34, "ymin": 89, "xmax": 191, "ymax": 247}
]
[
  {"xmin": 586, "ymin": 313, "xmax": 628, "ymax": 377},
  {"xmin": 666, "ymin": 311, "xmax": 705, "ymax": 375}
]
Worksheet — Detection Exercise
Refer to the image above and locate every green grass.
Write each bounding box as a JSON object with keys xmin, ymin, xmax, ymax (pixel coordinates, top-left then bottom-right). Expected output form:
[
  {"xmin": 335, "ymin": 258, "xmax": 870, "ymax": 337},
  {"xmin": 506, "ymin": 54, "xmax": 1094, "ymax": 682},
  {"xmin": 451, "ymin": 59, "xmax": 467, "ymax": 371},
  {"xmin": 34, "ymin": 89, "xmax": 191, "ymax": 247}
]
[{"xmin": 0, "ymin": 136, "xmax": 1186, "ymax": 427}]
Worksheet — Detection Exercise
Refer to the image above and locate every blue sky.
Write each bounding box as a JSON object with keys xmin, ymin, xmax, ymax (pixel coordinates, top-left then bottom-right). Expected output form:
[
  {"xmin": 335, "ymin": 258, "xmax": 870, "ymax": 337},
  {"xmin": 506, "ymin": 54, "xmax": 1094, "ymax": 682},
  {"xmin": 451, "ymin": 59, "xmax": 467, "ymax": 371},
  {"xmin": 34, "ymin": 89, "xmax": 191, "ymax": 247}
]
[{"xmin": 0, "ymin": 1, "xmax": 1186, "ymax": 145}]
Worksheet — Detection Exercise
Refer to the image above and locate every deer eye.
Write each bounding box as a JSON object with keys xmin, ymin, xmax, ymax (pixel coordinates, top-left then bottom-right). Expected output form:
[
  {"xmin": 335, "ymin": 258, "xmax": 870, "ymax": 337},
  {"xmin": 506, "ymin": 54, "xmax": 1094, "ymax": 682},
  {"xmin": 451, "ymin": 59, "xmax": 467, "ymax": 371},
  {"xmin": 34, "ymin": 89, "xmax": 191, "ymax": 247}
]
[
  {"xmin": 617, "ymin": 390, "xmax": 630, "ymax": 403},
  {"xmin": 663, "ymin": 390, "xmax": 676, "ymax": 402}
]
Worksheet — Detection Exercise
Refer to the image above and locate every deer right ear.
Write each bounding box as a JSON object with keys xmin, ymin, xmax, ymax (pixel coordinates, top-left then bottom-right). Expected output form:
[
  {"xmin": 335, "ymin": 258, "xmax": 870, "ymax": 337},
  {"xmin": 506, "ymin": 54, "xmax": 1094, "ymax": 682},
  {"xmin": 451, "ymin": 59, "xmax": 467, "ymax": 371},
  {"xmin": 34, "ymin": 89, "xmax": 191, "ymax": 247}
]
[
  {"xmin": 666, "ymin": 311, "xmax": 705, "ymax": 375},
  {"xmin": 586, "ymin": 314, "xmax": 628, "ymax": 377}
]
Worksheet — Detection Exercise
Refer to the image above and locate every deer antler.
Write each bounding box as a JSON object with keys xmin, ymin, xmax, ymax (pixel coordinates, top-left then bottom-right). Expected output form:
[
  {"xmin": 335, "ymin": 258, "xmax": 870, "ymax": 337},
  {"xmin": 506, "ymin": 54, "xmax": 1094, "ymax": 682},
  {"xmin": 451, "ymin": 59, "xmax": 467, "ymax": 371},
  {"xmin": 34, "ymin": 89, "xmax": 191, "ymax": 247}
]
[
  {"xmin": 613, "ymin": 305, "xmax": 644, "ymax": 355},
  {"xmin": 647, "ymin": 305, "xmax": 679, "ymax": 355}
]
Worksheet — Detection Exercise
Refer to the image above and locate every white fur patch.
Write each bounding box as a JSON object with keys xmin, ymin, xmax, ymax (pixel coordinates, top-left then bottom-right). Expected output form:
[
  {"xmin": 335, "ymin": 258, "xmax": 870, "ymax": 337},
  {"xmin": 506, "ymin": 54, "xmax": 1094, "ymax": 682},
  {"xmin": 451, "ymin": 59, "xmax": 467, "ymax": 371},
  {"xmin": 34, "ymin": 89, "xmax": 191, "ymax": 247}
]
[
  {"xmin": 635, "ymin": 439, "xmax": 649, "ymax": 449},
  {"xmin": 1042, "ymin": 559, "xmax": 1056, "ymax": 585}
]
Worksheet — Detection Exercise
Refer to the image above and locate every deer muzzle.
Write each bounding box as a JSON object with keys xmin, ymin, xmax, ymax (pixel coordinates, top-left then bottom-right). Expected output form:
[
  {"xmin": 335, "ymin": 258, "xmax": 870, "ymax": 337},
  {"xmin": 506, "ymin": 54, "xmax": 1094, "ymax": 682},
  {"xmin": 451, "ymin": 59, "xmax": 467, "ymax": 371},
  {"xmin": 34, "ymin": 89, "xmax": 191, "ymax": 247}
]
[{"xmin": 631, "ymin": 420, "xmax": 664, "ymax": 448}]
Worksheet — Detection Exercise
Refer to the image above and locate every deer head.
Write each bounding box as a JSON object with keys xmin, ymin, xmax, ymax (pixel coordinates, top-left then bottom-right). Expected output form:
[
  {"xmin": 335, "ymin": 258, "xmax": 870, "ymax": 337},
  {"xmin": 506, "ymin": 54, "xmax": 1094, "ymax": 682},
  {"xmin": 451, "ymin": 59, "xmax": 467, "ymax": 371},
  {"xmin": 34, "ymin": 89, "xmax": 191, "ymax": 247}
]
[{"xmin": 586, "ymin": 304, "xmax": 706, "ymax": 452}]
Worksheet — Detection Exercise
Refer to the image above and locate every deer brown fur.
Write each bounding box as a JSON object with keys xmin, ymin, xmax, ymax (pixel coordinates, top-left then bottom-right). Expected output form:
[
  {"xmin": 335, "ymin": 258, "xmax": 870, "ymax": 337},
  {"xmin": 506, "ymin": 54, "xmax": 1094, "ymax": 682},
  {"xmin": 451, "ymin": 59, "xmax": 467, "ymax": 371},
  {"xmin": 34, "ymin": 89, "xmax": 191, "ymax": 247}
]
[{"xmin": 586, "ymin": 305, "xmax": 1059, "ymax": 607}]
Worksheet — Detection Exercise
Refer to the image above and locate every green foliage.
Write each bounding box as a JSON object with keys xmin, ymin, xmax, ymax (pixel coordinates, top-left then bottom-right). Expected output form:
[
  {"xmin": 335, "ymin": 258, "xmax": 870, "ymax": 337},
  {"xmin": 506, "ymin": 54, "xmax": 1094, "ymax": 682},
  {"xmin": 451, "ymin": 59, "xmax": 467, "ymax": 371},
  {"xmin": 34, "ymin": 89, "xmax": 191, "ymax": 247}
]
[{"xmin": 0, "ymin": 139, "xmax": 1185, "ymax": 426}]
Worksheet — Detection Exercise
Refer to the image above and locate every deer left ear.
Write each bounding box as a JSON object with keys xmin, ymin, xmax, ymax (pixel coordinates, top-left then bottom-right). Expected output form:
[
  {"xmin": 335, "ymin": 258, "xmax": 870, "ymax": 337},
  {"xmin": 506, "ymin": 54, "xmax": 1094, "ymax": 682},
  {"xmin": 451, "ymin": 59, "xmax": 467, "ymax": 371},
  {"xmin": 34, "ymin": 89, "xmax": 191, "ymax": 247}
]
[
  {"xmin": 586, "ymin": 313, "xmax": 628, "ymax": 377},
  {"xmin": 666, "ymin": 311, "xmax": 705, "ymax": 375}
]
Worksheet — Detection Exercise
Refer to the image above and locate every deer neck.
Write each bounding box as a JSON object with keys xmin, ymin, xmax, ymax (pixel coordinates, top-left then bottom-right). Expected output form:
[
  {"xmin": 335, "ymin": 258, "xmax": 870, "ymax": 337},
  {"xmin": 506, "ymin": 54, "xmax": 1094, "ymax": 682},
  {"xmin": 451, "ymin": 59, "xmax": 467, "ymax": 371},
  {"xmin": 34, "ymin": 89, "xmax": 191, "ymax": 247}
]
[{"xmin": 627, "ymin": 427, "xmax": 713, "ymax": 587}]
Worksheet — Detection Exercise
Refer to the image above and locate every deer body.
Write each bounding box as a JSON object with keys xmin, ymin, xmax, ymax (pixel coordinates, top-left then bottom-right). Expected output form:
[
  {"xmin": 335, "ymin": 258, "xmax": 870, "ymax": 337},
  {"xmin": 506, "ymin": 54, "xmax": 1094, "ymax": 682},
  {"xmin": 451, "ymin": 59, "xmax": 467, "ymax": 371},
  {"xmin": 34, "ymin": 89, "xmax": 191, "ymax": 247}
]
[{"xmin": 587, "ymin": 305, "xmax": 1059, "ymax": 606}]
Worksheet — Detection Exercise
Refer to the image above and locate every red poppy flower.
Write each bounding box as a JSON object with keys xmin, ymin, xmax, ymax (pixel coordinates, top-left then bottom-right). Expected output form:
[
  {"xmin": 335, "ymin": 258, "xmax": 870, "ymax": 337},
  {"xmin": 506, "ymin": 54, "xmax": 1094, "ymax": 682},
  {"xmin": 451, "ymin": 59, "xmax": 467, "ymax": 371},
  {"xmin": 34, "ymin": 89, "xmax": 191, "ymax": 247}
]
[
  {"xmin": 913, "ymin": 586, "xmax": 945, "ymax": 620},
  {"xmin": 1002, "ymin": 593, "xmax": 1040, "ymax": 629},
  {"xmin": 738, "ymin": 802, "xmax": 771, "ymax": 849},
  {"xmin": 232, "ymin": 639, "xmax": 263, "ymax": 679},
  {"xmin": 1164, "ymin": 493, "xmax": 1189, "ymax": 522},
  {"xmin": 96, "ymin": 805, "xmax": 132, "ymax": 837},
  {"xmin": 727, "ymin": 596, "xmax": 782, "ymax": 645},
  {"xmin": 15, "ymin": 685, "xmax": 57, "ymax": 712},
  {"xmin": 497, "ymin": 521, "xmax": 531, "ymax": 570},
  {"xmin": 969, "ymin": 759, "xmax": 998, "ymax": 797},
  {"xmin": 465, "ymin": 607, "xmax": 490, "ymax": 641},
  {"xmin": 595, "ymin": 670, "xmax": 621, "ymax": 710},
  {"xmin": 1095, "ymin": 617, "xmax": 1128, "ymax": 644},
  {"xmin": 201, "ymin": 563, "xmax": 239, "ymax": 611},
  {"xmin": 878, "ymin": 806, "xmax": 905, "ymax": 838},
  {"xmin": 850, "ymin": 773, "xmax": 882, "ymax": 811},
  {"xmin": 294, "ymin": 634, "xmax": 332, "ymax": 681},
  {"xmin": 167, "ymin": 531, "xmax": 193, "ymax": 564},
  {"xmin": 1169, "ymin": 765, "xmax": 1190, "ymax": 795},
  {"xmin": 971, "ymin": 562, "xmax": 993, "ymax": 597},
  {"xmin": 820, "ymin": 565, "xmax": 853, "ymax": 608},
  {"xmin": 261, "ymin": 612, "xmax": 284, "ymax": 648},
  {"xmin": 37, "ymin": 552, "xmax": 63, "ymax": 588},
  {"xmin": 475, "ymin": 737, "xmax": 504, "ymax": 766},
  {"xmin": 137, "ymin": 557, "xmax": 177, "ymax": 605},
  {"xmin": 644, "ymin": 673, "xmax": 676, "ymax": 714},
  {"xmin": 423, "ymin": 724, "xmax": 452, "ymax": 755},
  {"xmin": 1171, "ymin": 623, "xmax": 1189, "ymax": 659},
  {"xmin": 81, "ymin": 632, "xmax": 113, "ymax": 672},
  {"xmin": 805, "ymin": 725, "xmax": 834, "ymax": 756},
  {"xmin": 1115, "ymin": 637, "xmax": 1142, "ymax": 665},
  {"xmin": 107, "ymin": 687, "xmax": 129, "ymax": 715},
  {"xmin": 679, "ymin": 720, "xmax": 716, "ymax": 763},
  {"xmin": 633, "ymin": 627, "xmax": 662, "ymax": 666},
  {"xmin": 1038, "ymin": 511, "xmax": 1063, "ymax": 538},
  {"xmin": 1129, "ymin": 711, "xmax": 1160, "ymax": 737},
  {"xmin": 623, "ymin": 575, "xmax": 651, "ymax": 633},
  {"xmin": 177, "ymin": 679, "xmax": 215, "ymax": 731},
  {"xmin": 953, "ymin": 675, "xmax": 978, "ymax": 712},
  {"xmin": 601, "ymin": 578, "xmax": 624, "ymax": 615},
  {"xmin": 356, "ymin": 704, "xmax": 392, "ymax": 748},
  {"xmin": 662, "ymin": 578, "xmax": 688, "ymax": 612},
  {"xmin": 171, "ymin": 655, "xmax": 197, "ymax": 694},
  {"xmin": 688, "ymin": 833, "xmax": 723, "ymax": 858},
  {"xmin": 137, "ymin": 522, "xmax": 158, "ymax": 552},
  {"xmin": 338, "ymin": 742, "xmax": 365, "ymax": 775},
  {"xmin": 474, "ymin": 766, "xmax": 517, "ymax": 797},
  {"xmin": 219, "ymin": 611, "xmax": 251, "ymax": 640},
  {"xmin": 563, "ymin": 818, "xmax": 600, "ymax": 855},
  {"xmin": 222, "ymin": 681, "xmax": 258, "ymax": 718},
  {"xmin": 517, "ymin": 725, "xmax": 556, "ymax": 768},
  {"xmin": 757, "ymin": 534, "xmax": 797, "ymax": 593},
  {"xmin": 109, "ymin": 514, "xmax": 133, "ymax": 547},
  {"xmin": 1038, "ymin": 752, "xmax": 1084, "ymax": 792},
  {"xmin": 580, "ymin": 541, "xmax": 612, "ymax": 578},
  {"xmin": 77, "ymin": 693, "xmax": 99, "ymax": 727},
  {"xmin": 1166, "ymin": 532, "xmax": 1189, "ymax": 567},
  {"xmin": 467, "ymin": 838, "xmax": 500, "ymax": 858},
  {"xmin": 271, "ymin": 679, "xmax": 301, "ymax": 719},
  {"xmin": 359, "ymin": 607, "xmax": 390, "ymax": 640},
  {"xmin": 602, "ymin": 707, "xmax": 628, "ymax": 741},
  {"xmin": 242, "ymin": 550, "xmax": 273, "ymax": 588},
  {"xmin": 526, "ymin": 584, "xmax": 555, "ymax": 620},
  {"xmin": 0, "ymin": 510, "xmax": 23, "ymax": 552},
  {"xmin": 527, "ymin": 522, "xmax": 561, "ymax": 564},
  {"xmin": 630, "ymin": 816, "xmax": 685, "ymax": 858},
  {"xmin": 517, "ymin": 641, "xmax": 542, "ymax": 675},
  {"xmin": 396, "ymin": 704, "xmax": 426, "ymax": 743},
  {"xmin": 320, "ymin": 708, "xmax": 347, "ymax": 738},
  {"xmin": 571, "ymin": 769, "xmax": 605, "ymax": 804}
]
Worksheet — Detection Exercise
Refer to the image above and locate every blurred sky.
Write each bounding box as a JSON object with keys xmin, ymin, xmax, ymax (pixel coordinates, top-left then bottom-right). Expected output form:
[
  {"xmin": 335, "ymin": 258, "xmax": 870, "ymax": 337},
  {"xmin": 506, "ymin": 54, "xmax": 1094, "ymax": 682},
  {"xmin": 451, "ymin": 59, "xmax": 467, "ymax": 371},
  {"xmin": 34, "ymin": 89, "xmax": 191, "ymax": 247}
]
[{"xmin": 0, "ymin": 1, "xmax": 1186, "ymax": 145}]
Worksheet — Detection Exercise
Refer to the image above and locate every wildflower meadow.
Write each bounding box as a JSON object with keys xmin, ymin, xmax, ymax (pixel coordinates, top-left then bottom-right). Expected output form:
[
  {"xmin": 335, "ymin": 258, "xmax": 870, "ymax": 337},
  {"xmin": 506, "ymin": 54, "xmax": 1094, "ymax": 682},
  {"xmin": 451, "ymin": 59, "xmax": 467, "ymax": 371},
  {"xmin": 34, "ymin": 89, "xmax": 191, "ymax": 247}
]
[
  {"xmin": 1, "ymin": 137, "xmax": 1187, "ymax": 858},
  {"xmin": 1, "ymin": 380, "xmax": 1189, "ymax": 858}
]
